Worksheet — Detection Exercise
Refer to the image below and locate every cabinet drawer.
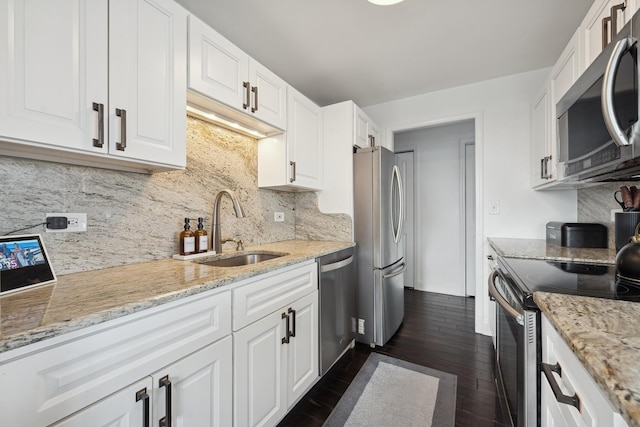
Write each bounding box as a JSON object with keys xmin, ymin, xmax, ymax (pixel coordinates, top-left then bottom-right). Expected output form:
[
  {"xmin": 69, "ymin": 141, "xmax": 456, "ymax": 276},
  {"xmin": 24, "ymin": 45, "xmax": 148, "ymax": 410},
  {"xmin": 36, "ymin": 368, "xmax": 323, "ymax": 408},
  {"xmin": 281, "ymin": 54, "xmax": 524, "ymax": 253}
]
[
  {"xmin": 233, "ymin": 262, "xmax": 317, "ymax": 331},
  {"xmin": 541, "ymin": 315, "xmax": 622, "ymax": 427},
  {"xmin": 0, "ymin": 289, "xmax": 231, "ymax": 427}
]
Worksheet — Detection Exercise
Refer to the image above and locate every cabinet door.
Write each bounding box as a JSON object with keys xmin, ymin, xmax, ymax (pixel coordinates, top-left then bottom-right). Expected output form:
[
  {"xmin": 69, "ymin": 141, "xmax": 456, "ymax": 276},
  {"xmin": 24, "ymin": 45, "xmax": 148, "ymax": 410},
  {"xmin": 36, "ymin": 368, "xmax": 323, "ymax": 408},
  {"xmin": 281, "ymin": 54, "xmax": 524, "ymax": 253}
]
[
  {"xmin": 234, "ymin": 309, "xmax": 288, "ymax": 427},
  {"xmin": 355, "ymin": 108, "xmax": 370, "ymax": 148},
  {"xmin": 286, "ymin": 291, "xmax": 319, "ymax": 407},
  {"xmin": 249, "ymin": 59, "xmax": 287, "ymax": 130},
  {"xmin": 188, "ymin": 15, "xmax": 249, "ymax": 112},
  {"xmin": 109, "ymin": 0, "xmax": 187, "ymax": 167},
  {"xmin": 582, "ymin": 0, "xmax": 612, "ymax": 68},
  {"xmin": 152, "ymin": 336, "xmax": 233, "ymax": 427},
  {"xmin": 52, "ymin": 378, "xmax": 153, "ymax": 427},
  {"xmin": 531, "ymin": 83, "xmax": 550, "ymax": 188},
  {"xmin": 287, "ymin": 86, "xmax": 323, "ymax": 190},
  {"xmin": 0, "ymin": 0, "xmax": 107, "ymax": 151}
]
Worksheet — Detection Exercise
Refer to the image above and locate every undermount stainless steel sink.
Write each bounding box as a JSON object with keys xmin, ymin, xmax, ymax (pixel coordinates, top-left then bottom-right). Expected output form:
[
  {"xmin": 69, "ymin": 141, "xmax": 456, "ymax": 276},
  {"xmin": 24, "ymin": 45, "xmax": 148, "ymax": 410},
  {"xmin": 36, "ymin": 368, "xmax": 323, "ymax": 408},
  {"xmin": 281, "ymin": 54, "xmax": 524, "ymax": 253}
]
[{"xmin": 194, "ymin": 252, "xmax": 287, "ymax": 267}]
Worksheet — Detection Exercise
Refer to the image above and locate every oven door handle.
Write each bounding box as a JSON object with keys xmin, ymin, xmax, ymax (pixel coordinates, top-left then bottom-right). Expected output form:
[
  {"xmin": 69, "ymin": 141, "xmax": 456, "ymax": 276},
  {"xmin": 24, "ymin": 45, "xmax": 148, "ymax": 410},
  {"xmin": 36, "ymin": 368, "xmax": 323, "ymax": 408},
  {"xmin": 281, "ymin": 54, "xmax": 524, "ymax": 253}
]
[{"xmin": 488, "ymin": 270, "xmax": 524, "ymax": 326}]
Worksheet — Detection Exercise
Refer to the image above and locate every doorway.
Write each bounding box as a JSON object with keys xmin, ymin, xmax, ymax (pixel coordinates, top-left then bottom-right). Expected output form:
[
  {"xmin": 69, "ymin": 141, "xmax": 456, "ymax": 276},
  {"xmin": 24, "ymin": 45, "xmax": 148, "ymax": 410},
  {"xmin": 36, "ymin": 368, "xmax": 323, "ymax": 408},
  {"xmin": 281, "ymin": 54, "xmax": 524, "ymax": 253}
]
[
  {"xmin": 395, "ymin": 150, "xmax": 415, "ymax": 289},
  {"xmin": 394, "ymin": 120, "xmax": 475, "ymax": 296}
]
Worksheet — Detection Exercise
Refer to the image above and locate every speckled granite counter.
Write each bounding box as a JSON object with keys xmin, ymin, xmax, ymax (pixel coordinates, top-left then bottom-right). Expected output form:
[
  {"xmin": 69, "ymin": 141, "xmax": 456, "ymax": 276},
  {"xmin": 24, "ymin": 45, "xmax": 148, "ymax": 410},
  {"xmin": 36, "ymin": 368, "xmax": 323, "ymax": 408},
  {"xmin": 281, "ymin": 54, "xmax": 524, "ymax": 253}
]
[
  {"xmin": 488, "ymin": 237, "xmax": 616, "ymax": 264},
  {"xmin": 535, "ymin": 292, "xmax": 640, "ymax": 427},
  {"xmin": 0, "ymin": 239, "xmax": 354, "ymax": 354}
]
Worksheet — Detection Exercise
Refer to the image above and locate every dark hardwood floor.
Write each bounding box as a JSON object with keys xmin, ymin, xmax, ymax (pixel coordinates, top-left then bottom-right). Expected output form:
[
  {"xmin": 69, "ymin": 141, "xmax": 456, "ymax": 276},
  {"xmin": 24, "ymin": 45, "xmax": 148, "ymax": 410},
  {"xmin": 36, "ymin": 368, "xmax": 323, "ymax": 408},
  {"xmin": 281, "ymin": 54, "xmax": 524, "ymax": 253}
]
[{"xmin": 278, "ymin": 289, "xmax": 505, "ymax": 427}]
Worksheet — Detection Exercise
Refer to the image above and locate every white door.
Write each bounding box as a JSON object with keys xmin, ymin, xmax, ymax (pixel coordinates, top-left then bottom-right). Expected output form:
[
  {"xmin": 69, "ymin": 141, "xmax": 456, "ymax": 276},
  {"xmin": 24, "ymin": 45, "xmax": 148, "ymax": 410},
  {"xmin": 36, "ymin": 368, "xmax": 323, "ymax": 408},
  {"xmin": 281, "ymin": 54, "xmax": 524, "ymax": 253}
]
[
  {"xmin": 52, "ymin": 378, "xmax": 153, "ymax": 427},
  {"xmin": 109, "ymin": 0, "xmax": 186, "ymax": 166},
  {"xmin": 152, "ymin": 336, "xmax": 233, "ymax": 427},
  {"xmin": 463, "ymin": 141, "xmax": 476, "ymax": 296},
  {"xmin": 286, "ymin": 292, "xmax": 319, "ymax": 406},
  {"xmin": 187, "ymin": 15, "xmax": 249, "ymax": 111},
  {"xmin": 395, "ymin": 151, "xmax": 415, "ymax": 289},
  {"xmin": 249, "ymin": 59, "xmax": 287, "ymax": 130},
  {"xmin": 287, "ymin": 86, "xmax": 323, "ymax": 189},
  {"xmin": 0, "ymin": 0, "xmax": 108, "ymax": 151},
  {"xmin": 234, "ymin": 309, "xmax": 288, "ymax": 427}
]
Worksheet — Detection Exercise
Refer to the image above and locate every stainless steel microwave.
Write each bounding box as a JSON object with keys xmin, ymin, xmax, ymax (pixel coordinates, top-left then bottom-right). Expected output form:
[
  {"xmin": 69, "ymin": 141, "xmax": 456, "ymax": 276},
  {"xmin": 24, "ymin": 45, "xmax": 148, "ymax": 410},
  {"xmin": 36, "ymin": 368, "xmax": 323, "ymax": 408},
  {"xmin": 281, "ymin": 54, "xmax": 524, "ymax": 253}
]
[{"xmin": 557, "ymin": 12, "xmax": 640, "ymax": 182}]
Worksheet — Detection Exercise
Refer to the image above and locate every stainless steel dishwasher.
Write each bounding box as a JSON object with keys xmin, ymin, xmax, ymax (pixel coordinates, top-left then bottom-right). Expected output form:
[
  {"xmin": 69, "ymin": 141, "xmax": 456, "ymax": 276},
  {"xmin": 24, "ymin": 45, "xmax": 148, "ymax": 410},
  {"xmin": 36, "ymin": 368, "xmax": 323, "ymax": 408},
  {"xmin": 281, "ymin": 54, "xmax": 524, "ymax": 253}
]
[{"xmin": 318, "ymin": 246, "xmax": 357, "ymax": 375}]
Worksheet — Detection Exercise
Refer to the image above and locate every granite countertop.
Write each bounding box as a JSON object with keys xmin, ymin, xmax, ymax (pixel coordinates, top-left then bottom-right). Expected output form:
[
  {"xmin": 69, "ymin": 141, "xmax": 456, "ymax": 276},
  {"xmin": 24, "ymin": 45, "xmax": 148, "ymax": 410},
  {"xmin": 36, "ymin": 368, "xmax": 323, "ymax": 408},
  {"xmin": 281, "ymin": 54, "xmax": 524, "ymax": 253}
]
[
  {"xmin": 0, "ymin": 239, "xmax": 354, "ymax": 355},
  {"xmin": 535, "ymin": 292, "xmax": 640, "ymax": 427},
  {"xmin": 488, "ymin": 237, "xmax": 616, "ymax": 264}
]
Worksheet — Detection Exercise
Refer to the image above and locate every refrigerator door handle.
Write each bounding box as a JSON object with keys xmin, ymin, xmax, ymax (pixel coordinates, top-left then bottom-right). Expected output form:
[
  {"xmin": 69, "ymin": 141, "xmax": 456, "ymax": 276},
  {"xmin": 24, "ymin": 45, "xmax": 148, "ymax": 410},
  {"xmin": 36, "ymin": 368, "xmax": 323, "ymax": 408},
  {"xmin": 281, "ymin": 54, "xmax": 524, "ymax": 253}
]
[
  {"xmin": 391, "ymin": 164, "xmax": 404, "ymax": 243},
  {"xmin": 383, "ymin": 262, "xmax": 406, "ymax": 279}
]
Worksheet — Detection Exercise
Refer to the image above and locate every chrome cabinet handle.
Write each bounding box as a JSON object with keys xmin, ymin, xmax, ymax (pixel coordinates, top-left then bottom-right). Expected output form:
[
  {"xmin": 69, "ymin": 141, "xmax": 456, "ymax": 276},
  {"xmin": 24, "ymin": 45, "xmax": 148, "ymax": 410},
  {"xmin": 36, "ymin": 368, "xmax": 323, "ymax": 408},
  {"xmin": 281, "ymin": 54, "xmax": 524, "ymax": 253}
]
[
  {"xmin": 602, "ymin": 16, "xmax": 612, "ymax": 49},
  {"xmin": 159, "ymin": 376, "xmax": 172, "ymax": 427},
  {"xmin": 288, "ymin": 307, "xmax": 296, "ymax": 337},
  {"xmin": 289, "ymin": 161, "xmax": 296, "ymax": 182},
  {"xmin": 92, "ymin": 102, "xmax": 104, "ymax": 148},
  {"xmin": 602, "ymin": 38, "xmax": 633, "ymax": 147},
  {"xmin": 541, "ymin": 362, "xmax": 581, "ymax": 411},
  {"xmin": 251, "ymin": 86, "xmax": 258, "ymax": 113},
  {"xmin": 135, "ymin": 388, "xmax": 150, "ymax": 427},
  {"xmin": 115, "ymin": 108, "xmax": 127, "ymax": 151},
  {"xmin": 540, "ymin": 158, "xmax": 545, "ymax": 179},
  {"xmin": 488, "ymin": 270, "xmax": 524, "ymax": 325},
  {"xmin": 243, "ymin": 81, "xmax": 250, "ymax": 110},
  {"xmin": 610, "ymin": 2, "xmax": 627, "ymax": 40},
  {"xmin": 281, "ymin": 312, "xmax": 291, "ymax": 344}
]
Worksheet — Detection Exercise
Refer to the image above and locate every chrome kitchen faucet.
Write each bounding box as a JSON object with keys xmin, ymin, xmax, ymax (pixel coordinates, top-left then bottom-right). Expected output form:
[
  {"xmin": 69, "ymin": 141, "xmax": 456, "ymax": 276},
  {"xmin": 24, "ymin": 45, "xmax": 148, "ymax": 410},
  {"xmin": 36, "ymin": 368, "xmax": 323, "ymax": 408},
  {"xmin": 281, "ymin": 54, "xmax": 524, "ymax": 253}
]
[{"xmin": 211, "ymin": 189, "xmax": 245, "ymax": 253}]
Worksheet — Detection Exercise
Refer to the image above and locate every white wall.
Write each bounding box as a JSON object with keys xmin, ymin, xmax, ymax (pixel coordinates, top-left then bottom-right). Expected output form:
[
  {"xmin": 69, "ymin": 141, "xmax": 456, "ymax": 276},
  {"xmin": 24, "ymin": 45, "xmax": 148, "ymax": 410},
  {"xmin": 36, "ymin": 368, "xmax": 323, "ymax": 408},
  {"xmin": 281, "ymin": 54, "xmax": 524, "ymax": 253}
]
[
  {"xmin": 395, "ymin": 121, "xmax": 474, "ymax": 296},
  {"xmin": 364, "ymin": 69, "xmax": 578, "ymax": 335}
]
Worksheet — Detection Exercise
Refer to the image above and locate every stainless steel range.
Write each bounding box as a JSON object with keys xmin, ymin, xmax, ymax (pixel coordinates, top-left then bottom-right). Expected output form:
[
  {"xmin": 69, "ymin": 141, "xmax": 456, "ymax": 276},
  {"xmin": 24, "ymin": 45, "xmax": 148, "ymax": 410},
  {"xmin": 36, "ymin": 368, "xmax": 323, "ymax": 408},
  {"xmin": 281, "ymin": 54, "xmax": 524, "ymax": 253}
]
[{"xmin": 488, "ymin": 255, "xmax": 640, "ymax": 427}]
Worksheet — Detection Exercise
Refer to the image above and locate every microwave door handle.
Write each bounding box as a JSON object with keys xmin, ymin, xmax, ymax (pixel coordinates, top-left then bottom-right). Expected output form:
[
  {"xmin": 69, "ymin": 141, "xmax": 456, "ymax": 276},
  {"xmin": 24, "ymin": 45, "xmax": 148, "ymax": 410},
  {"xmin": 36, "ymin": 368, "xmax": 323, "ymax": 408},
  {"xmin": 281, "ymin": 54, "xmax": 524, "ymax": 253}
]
[{"xmin": 602, "ymin": 37, "xmax": 633, "ymax": 147}]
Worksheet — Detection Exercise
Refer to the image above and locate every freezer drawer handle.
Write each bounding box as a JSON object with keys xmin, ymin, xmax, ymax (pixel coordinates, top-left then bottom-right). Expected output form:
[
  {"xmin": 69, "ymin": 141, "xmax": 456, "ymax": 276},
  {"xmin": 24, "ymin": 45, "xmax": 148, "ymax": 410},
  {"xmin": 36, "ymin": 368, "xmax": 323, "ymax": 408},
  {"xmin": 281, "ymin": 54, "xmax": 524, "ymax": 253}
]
[
  {"xmin": 541, "ymin": 362, "xmax": 581, "ymax": 411},
  {"xmin": 383, "ymin": 262, "xmax": 406, "ymax": 279},
  {"xmin": 135, "ymin": 388, "xmax": 150, "ymax": 427},
  {"xmin": 159, "ymin": 375, "xmax": 172, "ymax": 427},
  {"xmin": 488, "ymin": 270, "xmax": 524, "ymax": 326},
  {"xmin": 320, "ymin": 255, "xmax": 354, "ymax": 273}
]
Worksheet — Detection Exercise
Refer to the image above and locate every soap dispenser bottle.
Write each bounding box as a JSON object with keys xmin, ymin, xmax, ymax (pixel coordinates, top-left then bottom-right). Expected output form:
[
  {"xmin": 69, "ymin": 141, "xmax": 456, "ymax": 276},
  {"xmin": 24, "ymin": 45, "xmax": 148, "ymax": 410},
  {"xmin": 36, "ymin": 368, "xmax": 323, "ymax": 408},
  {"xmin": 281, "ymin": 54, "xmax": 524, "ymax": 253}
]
[
  {"xmin": 179, "ymin": 218, "xmax": 196, "ymax": 256},
  {"xmin": 194, "ymin": 217, "xmax": 208, "ymax": 253}
]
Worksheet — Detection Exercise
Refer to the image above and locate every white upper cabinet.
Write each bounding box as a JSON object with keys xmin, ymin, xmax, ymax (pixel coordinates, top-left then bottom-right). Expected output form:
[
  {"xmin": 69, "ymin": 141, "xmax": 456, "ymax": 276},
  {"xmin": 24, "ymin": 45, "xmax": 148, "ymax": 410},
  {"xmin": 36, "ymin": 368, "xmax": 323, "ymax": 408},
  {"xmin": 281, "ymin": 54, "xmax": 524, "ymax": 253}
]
[
  {"xmin": 581, "ymin": 0, "xmax": 635, "ymax": 69},
  {"xmin": 531, "ymin": 80, "xmax": 551, "ymax": 188},
  {"xmin": 258, "ymin": 86, "xmax": 323, "ymax": 191},
  {"xmin": 355, "ymin": 107, "xmax": 380, "ymax": 148},
  {"xmin": 0, "ymin": 0, "xmax": 187, "ymax": 172},
  {"xmin": 188, "ymin": 15, "xmax": 287, "ymax": 130}
]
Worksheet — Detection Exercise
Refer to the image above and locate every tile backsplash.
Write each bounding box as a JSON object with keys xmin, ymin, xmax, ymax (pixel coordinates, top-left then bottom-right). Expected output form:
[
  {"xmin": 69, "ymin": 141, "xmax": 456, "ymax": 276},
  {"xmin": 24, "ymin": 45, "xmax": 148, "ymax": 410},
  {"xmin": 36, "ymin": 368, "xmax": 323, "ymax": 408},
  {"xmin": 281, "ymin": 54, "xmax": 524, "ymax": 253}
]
[
  {"xmin": 1, "ymin": 116, "xmax": 351, "ymax": 275},
  {"xmin": 578, "ymin": 181, "xmax": 638, "ymax": 249}
]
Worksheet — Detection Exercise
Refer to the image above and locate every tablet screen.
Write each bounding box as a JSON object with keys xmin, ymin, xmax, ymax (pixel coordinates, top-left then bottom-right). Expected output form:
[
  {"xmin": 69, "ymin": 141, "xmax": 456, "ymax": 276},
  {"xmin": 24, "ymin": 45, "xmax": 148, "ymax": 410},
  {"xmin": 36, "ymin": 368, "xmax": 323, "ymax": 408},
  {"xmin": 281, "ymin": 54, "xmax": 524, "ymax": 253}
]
[{"xmin": 0, "ymin": 234, "xmax": 56, "ymax": 294}]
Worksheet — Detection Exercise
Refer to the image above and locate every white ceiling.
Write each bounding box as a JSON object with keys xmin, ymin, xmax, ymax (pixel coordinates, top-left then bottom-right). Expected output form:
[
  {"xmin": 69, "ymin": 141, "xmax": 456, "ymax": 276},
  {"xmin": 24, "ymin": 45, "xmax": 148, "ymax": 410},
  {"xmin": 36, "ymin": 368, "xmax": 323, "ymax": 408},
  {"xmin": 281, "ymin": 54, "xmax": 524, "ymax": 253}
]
[{"xmin": 175, "ymin": 0, "xmax": 594, "ymax": 107}]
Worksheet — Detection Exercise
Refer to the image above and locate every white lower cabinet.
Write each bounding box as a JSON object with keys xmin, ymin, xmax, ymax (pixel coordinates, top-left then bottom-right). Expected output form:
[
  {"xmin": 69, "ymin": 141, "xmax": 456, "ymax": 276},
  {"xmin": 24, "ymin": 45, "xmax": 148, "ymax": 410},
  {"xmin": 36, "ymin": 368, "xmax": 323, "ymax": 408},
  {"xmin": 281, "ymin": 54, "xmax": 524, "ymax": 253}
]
[
  {"xmin": 54, "ymin": 336, "xmax": 232, "ymax": 427},
  {"xmin": 0, "ymin": 289, "xmax": 231, "ymax": 427},
  {"xmin": 233, "ymin": 262, "xmax": 319, "ymax": 427},
  {"xmin": 541, "ymin": 314, "xmax": 628, "ymax": 427}
]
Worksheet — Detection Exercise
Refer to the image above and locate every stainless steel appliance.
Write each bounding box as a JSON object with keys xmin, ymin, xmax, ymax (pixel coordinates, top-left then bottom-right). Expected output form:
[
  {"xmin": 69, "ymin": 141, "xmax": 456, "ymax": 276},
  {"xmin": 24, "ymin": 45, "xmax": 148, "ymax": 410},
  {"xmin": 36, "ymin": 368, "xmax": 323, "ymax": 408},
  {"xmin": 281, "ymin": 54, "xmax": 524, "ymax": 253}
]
[
  {"xmin": 557, "ymin": 9, "xmax": 640, "ymax": 182},
  {"xmin": 353, "ymin": 146, "xmax": 405, "ymax": 347},
  {"xmin": 489, "ymin": 255, "xmax": 640, "ymax": 427},
  {"xmin": 318, "ymin": 247, "xmax": 356, "ymax": 375}
]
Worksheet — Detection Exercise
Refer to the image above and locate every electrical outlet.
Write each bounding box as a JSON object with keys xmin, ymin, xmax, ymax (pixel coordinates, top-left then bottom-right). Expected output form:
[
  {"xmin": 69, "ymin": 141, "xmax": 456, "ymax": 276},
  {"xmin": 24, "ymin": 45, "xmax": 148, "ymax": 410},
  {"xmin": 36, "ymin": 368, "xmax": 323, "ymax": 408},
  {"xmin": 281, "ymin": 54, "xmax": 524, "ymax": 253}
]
[
  {"xmin": 274, "ymin": 212, "xmax": 284, "ymax": 222},
  {"xmin": 489, "ymin": 200, "xmax": 500, "ymax": 215},
  {"xmin": 358, "ymin": 318, "xmax": 365, "ymax": 335},
  {"xmin": 45, "ymin": 213, "xmax": 87, "ymax": 233}
]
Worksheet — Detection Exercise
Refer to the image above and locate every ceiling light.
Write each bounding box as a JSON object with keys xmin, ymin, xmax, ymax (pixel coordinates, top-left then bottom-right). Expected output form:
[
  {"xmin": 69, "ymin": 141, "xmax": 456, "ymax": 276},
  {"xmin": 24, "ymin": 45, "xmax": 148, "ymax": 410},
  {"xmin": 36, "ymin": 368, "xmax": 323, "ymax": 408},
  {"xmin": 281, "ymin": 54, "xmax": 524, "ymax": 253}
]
[{"xmin": 368, "ymin": 0, "xmax": 405, "ymax": 5}]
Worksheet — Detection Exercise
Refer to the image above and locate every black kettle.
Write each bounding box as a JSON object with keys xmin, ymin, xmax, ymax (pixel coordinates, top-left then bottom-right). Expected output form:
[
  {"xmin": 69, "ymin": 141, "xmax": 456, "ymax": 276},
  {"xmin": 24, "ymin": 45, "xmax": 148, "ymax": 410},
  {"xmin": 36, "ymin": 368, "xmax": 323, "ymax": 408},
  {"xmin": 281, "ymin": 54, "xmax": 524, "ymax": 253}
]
[{"xmin": 616, "ymin": 222, "xmax": 640, "ymax": 281}]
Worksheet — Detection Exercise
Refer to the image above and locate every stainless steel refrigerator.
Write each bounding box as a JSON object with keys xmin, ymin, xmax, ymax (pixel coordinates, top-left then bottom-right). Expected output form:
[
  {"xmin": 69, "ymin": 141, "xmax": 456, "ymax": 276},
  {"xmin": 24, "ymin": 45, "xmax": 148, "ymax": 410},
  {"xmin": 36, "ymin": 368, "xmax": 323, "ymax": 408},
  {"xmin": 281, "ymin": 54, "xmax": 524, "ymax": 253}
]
[{"xmin": 354, "ymin": 146, "xmax": 405, "ymax": 347}]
